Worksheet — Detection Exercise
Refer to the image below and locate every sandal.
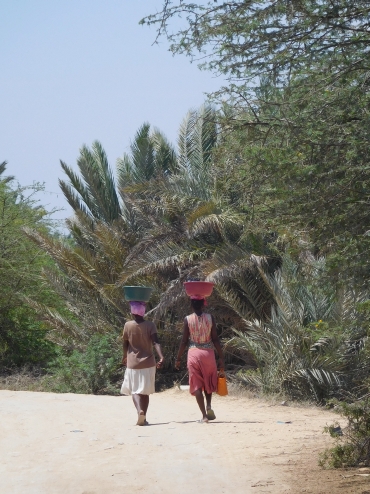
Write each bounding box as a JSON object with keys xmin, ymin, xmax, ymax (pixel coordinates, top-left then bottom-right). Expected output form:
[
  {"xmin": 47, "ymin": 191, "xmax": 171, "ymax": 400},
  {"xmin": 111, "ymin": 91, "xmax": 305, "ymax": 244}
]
[{"xmin": 206, "ymin": 408, "xmax": 216, "ymax": 421}]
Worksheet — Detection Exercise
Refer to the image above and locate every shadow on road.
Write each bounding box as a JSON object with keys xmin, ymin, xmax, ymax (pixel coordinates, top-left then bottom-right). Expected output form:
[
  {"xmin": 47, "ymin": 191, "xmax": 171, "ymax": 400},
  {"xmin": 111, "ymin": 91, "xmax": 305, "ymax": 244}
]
[{"xmin": 144, "ymin": 420, "xmax": 263, "ymax": 426}]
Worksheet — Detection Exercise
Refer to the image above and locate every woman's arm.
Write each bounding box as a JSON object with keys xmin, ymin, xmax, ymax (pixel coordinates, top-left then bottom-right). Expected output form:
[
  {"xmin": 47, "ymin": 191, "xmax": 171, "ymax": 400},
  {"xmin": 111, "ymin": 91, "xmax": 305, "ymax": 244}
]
[
  {"xmin": 175, "ymin": 318, "xmax": 190, "ymax": 369},
  {"xmin": 151, "ymin": 332, "xmax": 164, "ymax": 369},
  {"xmin": 122, "ymin": 339, "xmax": 129, "ymax": 366},
  {"xmin": 211, "ymin": 315, "xmax": 225, "ymax": 369}
]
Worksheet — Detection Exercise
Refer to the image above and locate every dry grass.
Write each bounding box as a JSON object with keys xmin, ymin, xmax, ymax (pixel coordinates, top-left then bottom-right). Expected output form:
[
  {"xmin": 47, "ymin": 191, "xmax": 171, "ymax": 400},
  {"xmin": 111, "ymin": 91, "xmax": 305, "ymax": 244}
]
[
  {"xmin": 225, "ymin": 380, "xmax": 320, "ymax": 409},
  {"xmin": 0, "ymin": 369, "xmax": 321, "ymax": 412},
  {"xmin": 0, "ymin": 368, "xmax": 51, "ymax": 392}
]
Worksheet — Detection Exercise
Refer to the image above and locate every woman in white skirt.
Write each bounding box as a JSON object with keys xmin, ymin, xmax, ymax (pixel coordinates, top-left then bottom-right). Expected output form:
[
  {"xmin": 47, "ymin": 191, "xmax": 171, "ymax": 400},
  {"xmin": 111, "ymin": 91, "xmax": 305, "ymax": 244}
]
[{"xmin": 121, "ymin": 301, "xmax": 164, "ymax": 425}]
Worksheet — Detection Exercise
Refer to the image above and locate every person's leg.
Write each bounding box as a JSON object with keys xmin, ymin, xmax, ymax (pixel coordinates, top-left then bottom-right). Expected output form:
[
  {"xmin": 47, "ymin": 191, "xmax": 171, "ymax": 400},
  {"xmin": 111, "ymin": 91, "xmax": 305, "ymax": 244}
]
[
  {"xmin": 194, "ymin": 389, "xmax": 208, "ymax": 422},
  {"xmin": 132, "ymin": 394, "xmax": 149, "ymax": 425},
  {"xmin": 201, "ymin": 350, "xmax": 217, "ymax": 420},
  {"xmin": 204, "ymin": 390, "xmax": 216, "ymax": 420},
  {"xmin": 205, "ymin": 391, "xmax": 212, "ymax": 409},
  {"xmin": 132, "ymin": 366, "xmax": 155, "ymax": 425},
  {"xmin": 139, "ymin": 394, "xmax": 149, "ymax": 415},
  {"xmin": 132, "ymin": 393, "xmax": 141, "ymax": 413}
]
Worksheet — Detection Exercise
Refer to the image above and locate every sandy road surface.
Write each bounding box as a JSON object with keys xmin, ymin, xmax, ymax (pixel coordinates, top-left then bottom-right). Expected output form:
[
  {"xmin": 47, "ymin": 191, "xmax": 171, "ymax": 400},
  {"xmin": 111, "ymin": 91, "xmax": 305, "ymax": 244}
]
[{"xmin": 0, "ymin": 389, "xmax": 368, "ymax": 494}]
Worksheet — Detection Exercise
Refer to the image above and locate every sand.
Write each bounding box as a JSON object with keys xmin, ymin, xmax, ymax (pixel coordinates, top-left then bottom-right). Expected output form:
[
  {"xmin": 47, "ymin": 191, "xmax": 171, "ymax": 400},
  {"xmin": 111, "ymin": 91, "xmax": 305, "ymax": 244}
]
[{"xmin": 0, "ymin": 388, "xmax": 368, "ymax": 494}]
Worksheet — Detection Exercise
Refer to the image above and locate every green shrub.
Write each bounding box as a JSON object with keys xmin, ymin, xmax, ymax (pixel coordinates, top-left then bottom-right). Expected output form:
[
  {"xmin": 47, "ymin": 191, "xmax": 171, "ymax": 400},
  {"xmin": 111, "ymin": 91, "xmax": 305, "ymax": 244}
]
[
  {"xmin": 320, "ymin": 394, "xmax": 370, "ymax": 468},
  {"xmin": 0, "ymin": 307, "xmax": 57, "ymax": 368},
  {"xmin": 47, "ymin": 332, "xmax": 123, "ymax": 394}
]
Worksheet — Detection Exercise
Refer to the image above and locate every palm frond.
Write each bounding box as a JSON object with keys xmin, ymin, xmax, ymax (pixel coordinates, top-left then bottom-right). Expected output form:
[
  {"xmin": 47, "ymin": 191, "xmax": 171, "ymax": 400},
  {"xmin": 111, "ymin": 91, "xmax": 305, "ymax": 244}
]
[
  {"xmin": 60, "ymin": 160, "xmax": 99, "ymax": 218},
  {"xmin": 151, "ymin": 129, "xmax": 178, "ymax": 175},
  {"xmin": 0, "ymin": 161, "xmax": 14, "ymax": 184},
  {"xmin": 77, "ymin": 142, "xmax": 121, "ymax": 222},
  {"xmin": 60, "ymin": 141, "xmax": 120, "ymax": 224},
  {"xmin": 118, "ymin": 241, "xmax": 211, "ymax": 285},
  {"xmin": 58, "ymin": 179, "xmax": 92, "ymax": 219},
  {"xmin": 117, "ymin": 123, "xmax": 156, "ymax": 187}
]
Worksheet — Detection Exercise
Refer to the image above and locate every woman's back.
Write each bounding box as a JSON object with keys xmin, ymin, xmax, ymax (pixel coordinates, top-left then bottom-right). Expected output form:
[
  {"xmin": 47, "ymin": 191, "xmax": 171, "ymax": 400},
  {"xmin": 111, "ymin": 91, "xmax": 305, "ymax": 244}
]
[
  {"xmin": 123, "ymin": 320, "xmax": 156, "ymax": 369},
  {"xmin": 186, "ymin": 312, "xmax": 212, "ymax": 344}
]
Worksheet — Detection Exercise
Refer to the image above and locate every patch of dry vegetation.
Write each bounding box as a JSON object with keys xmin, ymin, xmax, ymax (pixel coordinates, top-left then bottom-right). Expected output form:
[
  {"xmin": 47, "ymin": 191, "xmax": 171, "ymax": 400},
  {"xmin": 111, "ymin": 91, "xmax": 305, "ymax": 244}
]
[{"xmin": 0, "ymin": 368, "xmax": 50, "ymax": 392}]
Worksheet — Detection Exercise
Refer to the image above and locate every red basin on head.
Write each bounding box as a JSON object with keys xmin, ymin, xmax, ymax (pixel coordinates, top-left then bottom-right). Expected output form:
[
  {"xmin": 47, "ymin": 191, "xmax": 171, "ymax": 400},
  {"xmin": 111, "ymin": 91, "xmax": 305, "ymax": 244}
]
[{"xmin": 183, "ymin": 281, "xmax": 214, "ymax": 298}]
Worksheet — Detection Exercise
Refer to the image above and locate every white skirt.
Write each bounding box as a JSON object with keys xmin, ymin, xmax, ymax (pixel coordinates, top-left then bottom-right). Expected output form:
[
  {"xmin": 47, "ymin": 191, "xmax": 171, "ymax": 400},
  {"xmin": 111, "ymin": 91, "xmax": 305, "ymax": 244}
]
[{"xmin": 120, "ymin": 366, "xmax": 156, "ymax": 395}]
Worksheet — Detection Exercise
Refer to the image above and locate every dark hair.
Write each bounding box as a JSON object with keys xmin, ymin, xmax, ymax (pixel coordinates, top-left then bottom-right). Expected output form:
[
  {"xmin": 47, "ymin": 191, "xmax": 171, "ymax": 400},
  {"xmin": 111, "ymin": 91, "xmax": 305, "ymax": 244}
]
[{"xmin": 191, "ymin": 298, "xmax": 205, "ymax": 311}]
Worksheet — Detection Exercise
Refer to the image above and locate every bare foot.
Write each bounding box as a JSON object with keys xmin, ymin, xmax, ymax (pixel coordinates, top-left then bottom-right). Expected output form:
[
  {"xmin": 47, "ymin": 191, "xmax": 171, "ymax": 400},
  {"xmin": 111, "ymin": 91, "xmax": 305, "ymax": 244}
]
[{"xmin": 136, "ymin": 411, "xmax": 146, "ymax": 426}]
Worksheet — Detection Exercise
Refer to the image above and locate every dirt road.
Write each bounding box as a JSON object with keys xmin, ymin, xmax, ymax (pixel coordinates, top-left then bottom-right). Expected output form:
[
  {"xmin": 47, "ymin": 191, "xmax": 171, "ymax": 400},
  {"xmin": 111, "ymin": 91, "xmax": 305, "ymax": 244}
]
[{"xmin": 0, "ymin": 388, "xmax": 368, "ymax": 494}]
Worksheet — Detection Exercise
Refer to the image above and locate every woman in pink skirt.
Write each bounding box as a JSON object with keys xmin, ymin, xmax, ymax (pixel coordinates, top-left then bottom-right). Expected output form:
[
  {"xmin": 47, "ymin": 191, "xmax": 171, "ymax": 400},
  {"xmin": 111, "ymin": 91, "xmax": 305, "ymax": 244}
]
[{"xmin": 175, "ymin": 298, "xmax": 225, "ymax": 422}]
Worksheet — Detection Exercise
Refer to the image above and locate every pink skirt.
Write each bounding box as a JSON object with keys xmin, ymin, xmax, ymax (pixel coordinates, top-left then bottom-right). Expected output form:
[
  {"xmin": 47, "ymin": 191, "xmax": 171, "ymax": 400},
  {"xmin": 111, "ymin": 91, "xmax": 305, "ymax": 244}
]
[{"xmin": 187, "ymin": 348, "xmax": 217, "ymax": 395}]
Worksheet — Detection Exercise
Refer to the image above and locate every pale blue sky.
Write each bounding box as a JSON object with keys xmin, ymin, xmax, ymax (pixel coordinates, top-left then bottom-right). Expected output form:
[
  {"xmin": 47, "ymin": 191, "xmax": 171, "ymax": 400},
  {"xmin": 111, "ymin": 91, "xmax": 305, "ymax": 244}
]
[{"xmin": 0, "ymin": 1, "xmax": 221, "ymax": 221}]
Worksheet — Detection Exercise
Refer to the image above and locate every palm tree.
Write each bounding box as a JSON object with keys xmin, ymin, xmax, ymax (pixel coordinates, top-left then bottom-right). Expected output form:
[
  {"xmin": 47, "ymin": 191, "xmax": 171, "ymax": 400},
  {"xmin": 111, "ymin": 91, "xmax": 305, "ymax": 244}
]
[
  {"xmin": 25, "ymin": 109, "xmax": 214, "ymax": 345},
  {"xmin": 27, "ymin": 105, "xmax": 274, "ymax": 363},
  {"xmin": 228, "ymin": 255, "xmax": 368, "ymax": 401},
  {"xmin": 118, "ymin": 106, "xmax": 273, "ymax": 319}
]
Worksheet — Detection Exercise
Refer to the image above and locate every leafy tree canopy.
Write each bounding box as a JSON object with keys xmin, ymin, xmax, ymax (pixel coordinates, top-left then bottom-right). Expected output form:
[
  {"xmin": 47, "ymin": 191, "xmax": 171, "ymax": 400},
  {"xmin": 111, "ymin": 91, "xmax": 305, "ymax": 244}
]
[
  {"xmin": 142, "ymin": 2, "xmax": 370, "ymax": 284},
  {"xmin": 0, "ymin": 165, "xmax": 59, "ymax": 367},
  {"xmin": 142, "ymin": 1, "xmax": 370, "ymax": 94}
]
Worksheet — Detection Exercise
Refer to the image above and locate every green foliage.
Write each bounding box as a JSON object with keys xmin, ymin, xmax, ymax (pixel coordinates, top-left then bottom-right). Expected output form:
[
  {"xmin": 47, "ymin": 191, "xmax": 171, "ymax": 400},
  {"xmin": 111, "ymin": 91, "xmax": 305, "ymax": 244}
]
[
  {"xmin": 27, "ymin": 105, "xmax": 248, "ymax": 348},
  {"xmin": 229, "ymin": 256, "xmax": 369, "ymax": 402},
  {"xmin": 143, "ymin": 1, "xmax": 369, "ymax": 93},
  {"xmin": 1, "ymin": 307, "xmax": 57, "ymax": 367},
  {"xmin": 3, "ymin": 2, "xmax": 370, "ymax": 403},
  {"xmin": 30, "ymin": 98, "xmax": 370, "ymax": 401},
  {"xmin": 226, "ymin": 252, "xmax": 370, "ymax": 402},
  {"xmin": 60, "ymin": 141, "xmax": 121, "ymax": 222},
  {"xmin": 0, "ymin": 160, "xmax": 14, "ymax": 184},
  {"xmin": 117, "ymin": 123, "xmax": 177, "ymax": 187},
  {"xmin": 320, "ymin": 393, "xmax": 370, "ymax": 468},
  {"xmin": 143, "ymin": 1, "xmax": 370, "ymax": 284},
  {"xmin": 210, "ymin": 67, "xmax": 370, "ymax": 282},
  {"xmin": 0, "ymin": 169, "xmax": 61, "ymax": 368},
  {"xmin": 47, "ymin": 332, "xmax": 122, "ymax": 394}
]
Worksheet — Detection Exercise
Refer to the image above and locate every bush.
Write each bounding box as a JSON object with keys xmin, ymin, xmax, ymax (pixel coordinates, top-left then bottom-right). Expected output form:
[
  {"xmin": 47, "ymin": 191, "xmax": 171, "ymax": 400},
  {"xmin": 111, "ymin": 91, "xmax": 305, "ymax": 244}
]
[
  {"xmin": 320, "ymin": 394, "xmax": 370, "ymax": 468},
  {"xmin": 47, "ymin": 332, "xmax": 123, "ymax": 394},
  {"xmin": 0, "ymin": 177, "xmax": 63, "ymax": 369},
  {"xmin": 0, "ymin": 307, "xmax": 57, "ymax": 368}
]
